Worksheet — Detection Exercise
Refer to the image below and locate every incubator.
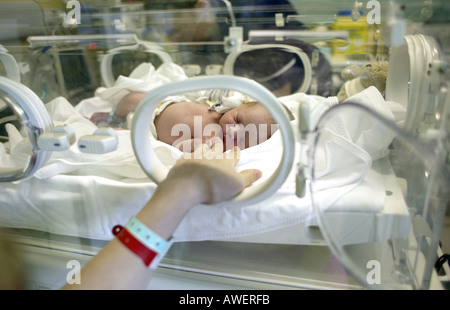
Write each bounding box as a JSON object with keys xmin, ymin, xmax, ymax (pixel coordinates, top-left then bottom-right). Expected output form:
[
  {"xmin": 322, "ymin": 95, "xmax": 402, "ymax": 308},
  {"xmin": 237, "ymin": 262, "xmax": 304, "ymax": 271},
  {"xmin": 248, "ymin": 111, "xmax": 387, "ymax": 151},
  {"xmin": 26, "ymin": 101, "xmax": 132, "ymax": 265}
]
[{"xmin": 0, "ymin": 0, "xmax": 449, "ymax": 290}]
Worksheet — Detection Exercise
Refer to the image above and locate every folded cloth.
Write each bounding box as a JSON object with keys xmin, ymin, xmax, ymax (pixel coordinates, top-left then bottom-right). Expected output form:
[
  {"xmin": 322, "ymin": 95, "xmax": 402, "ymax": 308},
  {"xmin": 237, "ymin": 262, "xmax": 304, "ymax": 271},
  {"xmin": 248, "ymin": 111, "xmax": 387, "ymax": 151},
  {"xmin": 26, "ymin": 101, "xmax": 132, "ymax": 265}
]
[
  {"xmin": 340, "ymin": 86, "xmax": 396, "ymax": 161},
  {"xmin": 307, "ymin": 86, "xmax": 395, "ymax": 195},
  {"xmin": 0, "ymin": 124, "xmax": 32, "ymax": 173},
  {"xmin": 386, "ymin": 100, "xmax": 407, "ymax": 126},
  {"xmin": 77, "ymin": 62, "xmax": 258, "ymax": 138},
  {"xmin": 98, "ymin": 62, "xmax": 189, "ymax": 107},
  {"xmin": 75, "ymin": 62, "xmax": 190, "ymax": 119},
  {"xmin": 278, "ymin": 92, "xmax": 339, "ymax": 128}
]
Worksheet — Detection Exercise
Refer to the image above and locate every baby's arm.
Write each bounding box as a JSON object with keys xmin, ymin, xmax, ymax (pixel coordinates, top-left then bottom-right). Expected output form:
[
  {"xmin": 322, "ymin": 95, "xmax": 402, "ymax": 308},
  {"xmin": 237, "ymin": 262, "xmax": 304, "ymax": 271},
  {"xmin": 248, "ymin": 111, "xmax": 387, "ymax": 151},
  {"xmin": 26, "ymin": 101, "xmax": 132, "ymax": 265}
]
[
  {"xmin": 89, "ymin": 92, "xmax": 146, "ymax": 128},
  {"xmin": 115, "ymin": 92, "xmax": 146, "ymax": 118}
]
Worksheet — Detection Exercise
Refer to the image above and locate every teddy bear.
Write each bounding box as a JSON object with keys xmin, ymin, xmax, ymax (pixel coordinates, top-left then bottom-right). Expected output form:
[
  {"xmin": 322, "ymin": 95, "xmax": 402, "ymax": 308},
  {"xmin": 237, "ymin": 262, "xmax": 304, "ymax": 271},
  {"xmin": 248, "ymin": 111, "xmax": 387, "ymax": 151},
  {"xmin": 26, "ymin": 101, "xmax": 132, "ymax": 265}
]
[{"xmin": 337, "ymin": 61, "xmax": 389, "ymax": 102}]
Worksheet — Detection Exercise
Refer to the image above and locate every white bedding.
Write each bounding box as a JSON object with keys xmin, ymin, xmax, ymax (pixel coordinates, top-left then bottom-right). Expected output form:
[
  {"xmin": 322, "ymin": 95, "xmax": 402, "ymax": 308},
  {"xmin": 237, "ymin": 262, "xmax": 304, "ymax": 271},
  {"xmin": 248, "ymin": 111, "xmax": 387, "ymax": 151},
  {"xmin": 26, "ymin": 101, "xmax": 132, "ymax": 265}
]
[{"xmin": 0, "ymin": 65, "xmax": 411, "ymax": 245}]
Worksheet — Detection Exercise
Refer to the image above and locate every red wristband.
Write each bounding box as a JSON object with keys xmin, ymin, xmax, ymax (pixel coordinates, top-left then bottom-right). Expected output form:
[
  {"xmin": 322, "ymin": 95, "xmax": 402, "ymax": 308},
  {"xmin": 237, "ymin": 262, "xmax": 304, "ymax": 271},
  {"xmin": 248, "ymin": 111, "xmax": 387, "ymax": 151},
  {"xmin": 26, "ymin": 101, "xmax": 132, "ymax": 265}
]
[{"xmin": 112, "ymin": 225, "xmax": 157, "ymax": 267}]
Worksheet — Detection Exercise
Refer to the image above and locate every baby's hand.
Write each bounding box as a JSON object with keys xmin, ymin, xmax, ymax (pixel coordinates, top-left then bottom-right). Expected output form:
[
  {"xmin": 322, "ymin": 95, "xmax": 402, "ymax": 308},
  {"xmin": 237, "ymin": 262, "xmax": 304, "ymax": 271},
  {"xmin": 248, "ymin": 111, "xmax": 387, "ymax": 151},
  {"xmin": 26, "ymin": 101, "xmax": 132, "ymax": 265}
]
[
  {"xmin": 174, "ymin": 137, "xmax": 223, "ymax": 154},
  {"xmin": 173, "ymin": 138, "xmax": 202, "ymax": 153},
  {"xmin": 89, "ymin": 112, "xmax": 109, "ymax": 125}
]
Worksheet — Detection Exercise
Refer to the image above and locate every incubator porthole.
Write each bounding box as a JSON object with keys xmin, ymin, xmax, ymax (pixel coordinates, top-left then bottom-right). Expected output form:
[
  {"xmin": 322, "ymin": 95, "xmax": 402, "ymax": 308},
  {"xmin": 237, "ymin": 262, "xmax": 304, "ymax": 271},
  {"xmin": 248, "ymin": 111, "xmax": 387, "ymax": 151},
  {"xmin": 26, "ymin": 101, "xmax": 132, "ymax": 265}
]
[
  {"xmin": 0, "ymin": 77, "xmax": 52, "ymax": 182},
  {"xmin": 0, "ymin": 91, "xmax": 32, "ymax": 178}
]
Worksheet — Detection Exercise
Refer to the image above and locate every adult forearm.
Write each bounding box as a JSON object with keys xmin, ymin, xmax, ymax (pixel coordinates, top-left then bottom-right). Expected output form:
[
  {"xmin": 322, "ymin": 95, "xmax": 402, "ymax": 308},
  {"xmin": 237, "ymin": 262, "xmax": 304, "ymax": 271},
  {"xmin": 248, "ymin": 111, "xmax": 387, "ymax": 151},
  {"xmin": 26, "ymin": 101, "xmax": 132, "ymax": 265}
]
[
  {"xmin": 63, "ymin": 179, "xmax": 200, "ymax": 290},
  {"xmin": 135, "ymin": 177, "xmax": 202, "ymax": 241},
  {"xmin": 62, "ymin": 142, "xmax": 260, "ymax": 290}
]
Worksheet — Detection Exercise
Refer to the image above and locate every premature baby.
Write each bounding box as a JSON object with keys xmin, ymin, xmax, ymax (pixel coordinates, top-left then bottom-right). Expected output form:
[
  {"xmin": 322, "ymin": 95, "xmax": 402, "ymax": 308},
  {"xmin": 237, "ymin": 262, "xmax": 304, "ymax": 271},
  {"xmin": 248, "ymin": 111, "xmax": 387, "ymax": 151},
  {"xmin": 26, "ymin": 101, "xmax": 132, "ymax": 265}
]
[
  {"xmin": 155, "ymin": 99, "xmax": 278, "ymax": 152},
  {"xmin": 90, "ymin": 90, "xmax": 283, "ymax": 152}
]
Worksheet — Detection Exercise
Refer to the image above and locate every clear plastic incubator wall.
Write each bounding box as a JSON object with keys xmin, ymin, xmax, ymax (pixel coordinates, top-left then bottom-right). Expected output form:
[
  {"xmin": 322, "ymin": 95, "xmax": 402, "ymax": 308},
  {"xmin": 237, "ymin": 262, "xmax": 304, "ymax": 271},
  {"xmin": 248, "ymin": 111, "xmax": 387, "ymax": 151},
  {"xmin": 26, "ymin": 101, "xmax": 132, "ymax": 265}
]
[{"xmin": 0, "ymin": 0, "xmax": 449, "ymax": 290}]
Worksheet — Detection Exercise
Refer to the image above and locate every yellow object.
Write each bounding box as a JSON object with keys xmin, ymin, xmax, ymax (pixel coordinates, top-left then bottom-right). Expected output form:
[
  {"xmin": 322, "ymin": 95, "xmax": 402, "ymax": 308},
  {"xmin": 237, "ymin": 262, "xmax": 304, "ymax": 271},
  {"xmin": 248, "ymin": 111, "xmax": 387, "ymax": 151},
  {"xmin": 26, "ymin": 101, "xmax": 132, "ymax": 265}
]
[
  {"xmin": 0, "ymin": 0, "xmax": 65, "ymax": 9},
  {"xmin": 331, "ymin": 13, "xmax": 369, "ymax": 55}
]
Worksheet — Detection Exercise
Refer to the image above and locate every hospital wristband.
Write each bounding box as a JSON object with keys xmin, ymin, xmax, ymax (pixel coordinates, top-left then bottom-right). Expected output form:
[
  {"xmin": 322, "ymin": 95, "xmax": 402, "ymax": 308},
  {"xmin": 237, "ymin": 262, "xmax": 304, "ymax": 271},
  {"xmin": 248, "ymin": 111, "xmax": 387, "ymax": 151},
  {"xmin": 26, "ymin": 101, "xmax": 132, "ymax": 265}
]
[
  {"xmin": 125, "ymin": 216, "xmax": 174, "ymax": 255},
  {"xmin": 107, "ymin": 105, "xmax": 127, "ymax": 128},
  {"xmin": 112, "ymin": 225, "xmax": 157, "ymax": 268}
]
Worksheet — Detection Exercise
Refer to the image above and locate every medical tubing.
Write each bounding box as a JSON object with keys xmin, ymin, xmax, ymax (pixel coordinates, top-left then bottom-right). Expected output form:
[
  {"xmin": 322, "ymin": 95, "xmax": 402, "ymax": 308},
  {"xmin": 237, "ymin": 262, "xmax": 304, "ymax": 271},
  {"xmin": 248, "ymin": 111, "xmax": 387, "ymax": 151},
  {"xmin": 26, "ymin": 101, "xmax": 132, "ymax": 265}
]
[{"xmin": 222, "ymin": 0, "xmax": 236, "ymax": 27}]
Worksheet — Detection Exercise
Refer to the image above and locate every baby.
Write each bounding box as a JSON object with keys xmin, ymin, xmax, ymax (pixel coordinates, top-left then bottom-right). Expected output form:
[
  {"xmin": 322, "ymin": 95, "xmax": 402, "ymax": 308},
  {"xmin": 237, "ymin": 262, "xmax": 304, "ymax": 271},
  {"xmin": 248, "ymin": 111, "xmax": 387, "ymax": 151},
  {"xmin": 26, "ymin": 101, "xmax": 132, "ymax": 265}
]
[
  {"xmin": 90, "ymin": 91, "xmax": 283, "ymax": 152},
  {"xmin": 155, "ymin": 99, "xmax": 279, "ymax": 152}
]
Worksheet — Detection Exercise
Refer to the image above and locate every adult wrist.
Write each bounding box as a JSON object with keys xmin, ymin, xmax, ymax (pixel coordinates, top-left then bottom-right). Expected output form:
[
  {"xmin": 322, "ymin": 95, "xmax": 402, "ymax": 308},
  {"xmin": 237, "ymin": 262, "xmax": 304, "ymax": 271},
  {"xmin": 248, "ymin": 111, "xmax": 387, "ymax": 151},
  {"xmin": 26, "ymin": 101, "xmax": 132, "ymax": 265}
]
[
  {"xmin": 157, "ymin": 175, "xmax": 206, "ymax": 208},
  {"xmin": 134, "ymin": 177, "xmax": 203, "ymax": 243},
  {"xmin": 107, "ymin": 105, "xmax": 127, "ymax": 128},
  {"xmin": 112, "ymin": 216, "xmax": 174, "ymax": 269}
]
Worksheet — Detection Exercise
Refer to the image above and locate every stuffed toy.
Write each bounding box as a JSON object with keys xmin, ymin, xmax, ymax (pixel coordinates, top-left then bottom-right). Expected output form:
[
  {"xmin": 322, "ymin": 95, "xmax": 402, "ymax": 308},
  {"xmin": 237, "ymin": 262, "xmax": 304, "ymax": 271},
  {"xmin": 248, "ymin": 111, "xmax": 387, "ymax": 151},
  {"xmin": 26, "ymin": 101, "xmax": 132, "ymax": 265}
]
[{"xmin": 337, "ymin": 61, "xmax": 388, "ymax": 102}]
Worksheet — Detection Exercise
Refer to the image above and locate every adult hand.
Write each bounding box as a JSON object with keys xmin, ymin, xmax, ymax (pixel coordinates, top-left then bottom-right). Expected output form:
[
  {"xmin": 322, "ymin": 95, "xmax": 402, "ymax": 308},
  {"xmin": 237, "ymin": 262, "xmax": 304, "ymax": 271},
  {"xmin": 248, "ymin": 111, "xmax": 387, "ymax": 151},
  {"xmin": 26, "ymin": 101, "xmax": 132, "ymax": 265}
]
[
  {"xmin": 63, "ymin": 139, "xmax": 260, "ymax": 290},
  {"xmin": 164, "ymin": 138, "xmax": 262, "ymax": 205}
]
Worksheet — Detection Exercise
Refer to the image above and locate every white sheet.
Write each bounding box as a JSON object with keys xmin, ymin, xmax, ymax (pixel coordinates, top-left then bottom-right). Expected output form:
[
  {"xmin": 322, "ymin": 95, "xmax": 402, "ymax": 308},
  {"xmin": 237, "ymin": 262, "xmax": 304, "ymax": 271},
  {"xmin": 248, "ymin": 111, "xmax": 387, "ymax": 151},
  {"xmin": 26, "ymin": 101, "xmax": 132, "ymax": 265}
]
[{"xmin": 75, "ymin": 62, "xmax": 189, "ymax": 119}]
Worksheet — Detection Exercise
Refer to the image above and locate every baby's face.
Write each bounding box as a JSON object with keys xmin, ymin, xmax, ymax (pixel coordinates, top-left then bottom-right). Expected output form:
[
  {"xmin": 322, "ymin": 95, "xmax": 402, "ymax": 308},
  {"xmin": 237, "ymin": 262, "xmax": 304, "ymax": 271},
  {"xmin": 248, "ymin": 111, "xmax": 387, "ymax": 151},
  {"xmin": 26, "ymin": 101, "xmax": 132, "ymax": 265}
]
[
  {"xmin": 219, "ymin": 102, "xmax": 278, "ymax": 150},
  {"xmin": 154, "ymin": 101, "xmax": 223, "ymax": 151},
  {"xmin": 154, "ymin": 101, "xmax": 278, "ymax": 152}
]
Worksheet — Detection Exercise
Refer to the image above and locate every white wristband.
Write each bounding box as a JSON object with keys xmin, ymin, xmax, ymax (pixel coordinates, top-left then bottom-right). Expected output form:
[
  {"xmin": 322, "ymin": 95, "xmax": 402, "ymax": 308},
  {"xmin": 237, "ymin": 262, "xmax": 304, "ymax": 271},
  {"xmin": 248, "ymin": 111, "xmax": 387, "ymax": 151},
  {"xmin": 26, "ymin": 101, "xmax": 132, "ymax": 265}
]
[{"xmin": 125, "ymin": 217, "xmax": 174, "ymax": 255}]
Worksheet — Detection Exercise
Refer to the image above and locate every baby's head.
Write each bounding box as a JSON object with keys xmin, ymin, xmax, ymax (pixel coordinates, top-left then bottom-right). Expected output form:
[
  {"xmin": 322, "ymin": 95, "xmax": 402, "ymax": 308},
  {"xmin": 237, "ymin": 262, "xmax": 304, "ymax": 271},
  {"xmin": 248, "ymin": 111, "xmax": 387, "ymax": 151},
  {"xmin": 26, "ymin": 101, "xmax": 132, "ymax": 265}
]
[
  {"xmin": 154, "ymin": 101, "xmax": 222, "ymax": 151},
  {"xmin": 219, "ymin": 101, "xmax": 279, "ymax": 150},
  {"xmin": 154, "ymin": 101, "xmax": 278, "ymax": 152}
]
